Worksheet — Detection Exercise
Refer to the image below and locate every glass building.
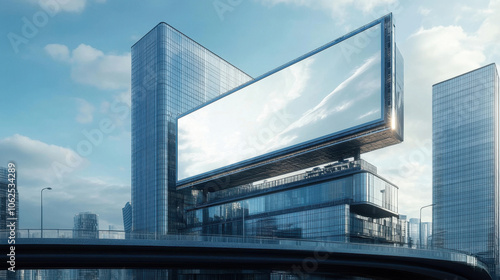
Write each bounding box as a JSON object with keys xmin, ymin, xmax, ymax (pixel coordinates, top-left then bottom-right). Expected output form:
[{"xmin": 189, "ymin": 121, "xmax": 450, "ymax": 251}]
[
  {"xmin": 421, "ymin": 221, "xmax": 432, "ymax": 249},
  {"xmin": 131, "ymin": 23, "xmax": 251, "ymax": 235},
  {"xmin": 183, "ymin": 159, "xmax": 404, "ymax": 244},
  {"xmin": 408, "ymin": 218, "xmax": 420, "ymax": 248},
  {"xmin": 433, "ymin": 63, "xmax": 500, "ymax": 275},
  {"xmin": 122, "ymin": 202, "xmax": 132, "ymax": 238},
  {"xmin": 73, "ymin": 212, "xmax": 99, "ymax": 239}
]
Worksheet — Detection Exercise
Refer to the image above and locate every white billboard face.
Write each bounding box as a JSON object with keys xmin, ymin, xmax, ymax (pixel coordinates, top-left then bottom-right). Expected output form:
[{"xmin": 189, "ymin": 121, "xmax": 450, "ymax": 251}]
[{"xmin": 177, "ymin": 23, "xmax": 384, "ymax": 183}]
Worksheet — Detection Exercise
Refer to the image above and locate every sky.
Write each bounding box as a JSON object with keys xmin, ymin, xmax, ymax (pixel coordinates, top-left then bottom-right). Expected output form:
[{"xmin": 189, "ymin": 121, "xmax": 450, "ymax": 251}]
[{"xmin": 1, "ymin": 0, "xmax": 499, "ymax": 230}]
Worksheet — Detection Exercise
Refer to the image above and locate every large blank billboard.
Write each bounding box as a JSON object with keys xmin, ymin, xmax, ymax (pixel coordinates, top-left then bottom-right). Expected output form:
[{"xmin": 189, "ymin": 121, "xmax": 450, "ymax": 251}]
[{"xmin": 177, "ymin": 14, "xmax": 403, "ymax": 190}]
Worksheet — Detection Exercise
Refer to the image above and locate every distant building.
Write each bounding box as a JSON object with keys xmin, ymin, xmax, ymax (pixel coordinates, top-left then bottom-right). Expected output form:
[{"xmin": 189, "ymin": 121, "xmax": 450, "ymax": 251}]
[
  {"xmin": 433, "ymin": 63, "xmax": 500, "ymax": 276},
  {"xmin": 122, "ymin": 202, "xmax": 132, "ymax": 238},
  {"xmin": 421, "ymin": 222, "xmax": 432, "ymax": 249},
  {"xmin": 183, "ymin": 159, "xmax": 405, "ymax": 245},
  {"xmin": 408, "ymin": 218, "xmax": 420, "ymax": 248},
  {"xmin": 73, "ymin": 212, "xmax": 99, "ymax": 239},
  {"xmin": 399, "ymin": 215, "xmax": 409, "ymax": 246}
]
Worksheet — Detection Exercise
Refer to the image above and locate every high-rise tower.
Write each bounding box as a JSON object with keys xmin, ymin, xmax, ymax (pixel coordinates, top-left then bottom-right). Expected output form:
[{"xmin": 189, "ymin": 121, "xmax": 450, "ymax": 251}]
[
  {"xmin": 131, "ymin": 23, "xmax": 251, "ymax": 235},
  {"xmin": 433, "ymin": 63, "xmax": 500, "ymax": 275}
]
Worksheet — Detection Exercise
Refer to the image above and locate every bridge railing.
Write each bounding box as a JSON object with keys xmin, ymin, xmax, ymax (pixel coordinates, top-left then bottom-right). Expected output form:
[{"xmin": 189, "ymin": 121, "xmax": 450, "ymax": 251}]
[{"xmin": 0, "ymin": 229, "xmax": 487, "ymax": 271}]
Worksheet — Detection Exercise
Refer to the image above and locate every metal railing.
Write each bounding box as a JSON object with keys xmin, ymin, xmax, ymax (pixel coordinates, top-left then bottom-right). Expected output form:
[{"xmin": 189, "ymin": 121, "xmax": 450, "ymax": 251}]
[
  {"xmin": 0, "ymin": 229, "xmax": 488, "ymax": 271},
  {"xmin": 203, "ymin": 159, "xmax": 374, "ymax": 205}
]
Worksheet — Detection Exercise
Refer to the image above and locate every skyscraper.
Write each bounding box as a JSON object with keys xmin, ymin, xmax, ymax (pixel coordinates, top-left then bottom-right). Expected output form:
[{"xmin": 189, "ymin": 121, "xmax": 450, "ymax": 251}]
[
  {"xmin": 131, "ymin": 23, "xmax": 251, "ymax": 235},
  {"xmin": 73, "ymin": 212, "xmax": 99, "ymax": 239},
  {"xmin": 420, "ymin": 221, "xmax": 432, "ymax": 249},
  {"xmin": 122, "ymin": 202, "xmax": 132, "ymax": 238},
  {"xmin": 433, "ymin": 63, "xmax": 499, "ymax": 275},
  {"xmin": 408, "ymin": 218, "xmax": 420, "ymax": 248}
]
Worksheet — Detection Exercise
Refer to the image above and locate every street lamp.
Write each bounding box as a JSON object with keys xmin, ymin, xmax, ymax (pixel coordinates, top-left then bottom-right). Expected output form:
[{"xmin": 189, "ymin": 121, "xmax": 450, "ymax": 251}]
[
  {"xmin": 41, "ymin": 187, "xmax": 52, "ymax": 238},
  {"xmin": 419, "ymin": 203, "xmax": 435, "ymax": 249}
]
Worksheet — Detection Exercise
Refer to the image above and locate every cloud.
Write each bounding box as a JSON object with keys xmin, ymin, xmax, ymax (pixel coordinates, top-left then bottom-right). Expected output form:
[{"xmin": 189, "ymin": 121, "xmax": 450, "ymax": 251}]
[
  {"xmin": 418, "ymin": 6, "xmax": 431, "ymax": 16},
  {"xmin": 75, "ymin": 98, "xmax": 95, "ymax": 124},
  {"xmin": 0, "ymin": 134, "xmax": 86, "ymax": 185},
  {"xmin": 257, "ymin": 0, "xmax": 397, "ymax": 23},
  {"xmin": 406, "ymin": 26, "xmax": 485, "ymax": 86},
  {"xmin": 45, "ymin": 43, "xmax": 131, "ymax": 90},
  {"xmin": 24, "ymin": 0, "xmax": 106, "ymax": 14},
  {"xmin": 256, "ymin": 58, "xmax": 313, "ymax": 123},
  {"xmin": 364, "ymin": 0, "xmax": 500, "ymax": 221},
  {"xmin": 44, "ymin": 44, "xmax": 70, "ymax": 61},
  {"xmin": 477, "ymin": 0, "xmax": 500, "ymax": 51},
  {"xmin": 265, "ymin": 53, "xmax": 380, "ymax": 152},
  {"xmin": 0, "ymin": 134, "xmax": 127, "ymax": 230}
]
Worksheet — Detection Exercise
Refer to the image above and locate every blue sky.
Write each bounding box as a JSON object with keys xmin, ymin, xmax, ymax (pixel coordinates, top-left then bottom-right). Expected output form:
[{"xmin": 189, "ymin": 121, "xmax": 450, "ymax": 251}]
[{"xmin": 1, "ymin": 0, "xmax": 499, "ymax": 230}]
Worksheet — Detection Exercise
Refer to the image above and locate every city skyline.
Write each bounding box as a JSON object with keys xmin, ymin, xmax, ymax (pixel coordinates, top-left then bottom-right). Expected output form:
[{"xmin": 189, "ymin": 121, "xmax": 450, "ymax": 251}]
[{"xmin": 1, "ymin": 0, "xmax": 500, "ymax": 230}]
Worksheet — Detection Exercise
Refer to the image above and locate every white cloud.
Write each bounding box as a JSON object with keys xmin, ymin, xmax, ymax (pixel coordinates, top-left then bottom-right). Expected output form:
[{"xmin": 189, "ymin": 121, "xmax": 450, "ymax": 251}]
[
  {"xmin": 364, "ymin": 0, "xmax": 500, "ymax": 221},
  {"xmin": 418, "ymin": 6, "xmax": 431, "ymax": 16},
  {"xmin": 45, "ymin": 43, "xmax": 131, "ymax": 90},
  {"xmin": 75, "ymin": 98, "xmax": 95, "ymax": 124},
  {"xmin": 256, "ymin": 58, "xmax": 313, "ymax": 123},
  {"xmin": 72, "ymin": 43, "xmax": 103, "ymax": 63},
  {"xmin": 477, "ymin": 0, "xmax": 500, "ymax": 49},
  {"xmin": 0, "ymin": 134, "xmax": 86, "ymax": 185},
  {"xmin": 267, "ymin": 53, "xmax": 380, "ymax": 151},
  {"xmin": 0, "ymin": 134, "xmax": 127, "ymax": 230},
  {"xmin": 44, "ymin": 44, "xmax": 70, "ymax": 61},
  {"xmin": 407, "ymin": 25, "xmax": 485, "ymax": 85},
  {"xmin": 258, "ymin": 0, "xmax": 397, "ymax": 23},
  {"xmin": 25, "ymin": 0, "xmax": 106, "ymax": 14}
]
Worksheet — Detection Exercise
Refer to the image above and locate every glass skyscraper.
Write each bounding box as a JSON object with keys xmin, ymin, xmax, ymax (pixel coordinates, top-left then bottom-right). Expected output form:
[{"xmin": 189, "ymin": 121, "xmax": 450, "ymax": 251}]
[
  {"xmin": 433, "ymin": 63, "xmax": 500, "ymax": 275},
  {"xmin": 131, "ymin": 23, "xmax": 251, "ymax": 235},
  {"xmin": 122, "ymin": 202, "xmax": 132, "ymax": 238},
  {"xmin": 73, "ymin": 212, "xmax": 99, "ymax": 239}
]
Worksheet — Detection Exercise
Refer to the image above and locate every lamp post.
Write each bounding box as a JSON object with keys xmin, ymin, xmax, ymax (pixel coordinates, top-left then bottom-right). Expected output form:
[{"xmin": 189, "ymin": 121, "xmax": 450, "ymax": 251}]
[
  {"xmin": 419, "ymin": 203, "xmax": 435, "ymax": 249},
  {"xmin": 41, "ymin": 187, "xmax": 52, "ymax": 238}
]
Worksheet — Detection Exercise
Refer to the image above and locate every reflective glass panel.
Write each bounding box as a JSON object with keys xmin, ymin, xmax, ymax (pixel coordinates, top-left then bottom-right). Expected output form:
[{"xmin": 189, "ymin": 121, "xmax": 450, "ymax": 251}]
[{"xmin": 178, "ymin": 24, "xmax": 383, "ymax": 182}]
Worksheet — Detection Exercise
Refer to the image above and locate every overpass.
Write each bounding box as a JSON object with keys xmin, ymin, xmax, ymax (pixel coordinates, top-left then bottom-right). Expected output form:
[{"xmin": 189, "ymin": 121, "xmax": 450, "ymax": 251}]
[{"xmin": 0, "ymin": 230, "xmax": 492, "ymax": 280}]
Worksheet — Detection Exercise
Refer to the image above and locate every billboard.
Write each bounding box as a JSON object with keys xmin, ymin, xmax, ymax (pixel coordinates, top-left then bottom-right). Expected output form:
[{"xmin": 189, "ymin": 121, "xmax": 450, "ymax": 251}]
[{"xmin": 177, "ymin": 14, "xmax": 403, "ymax": 190}]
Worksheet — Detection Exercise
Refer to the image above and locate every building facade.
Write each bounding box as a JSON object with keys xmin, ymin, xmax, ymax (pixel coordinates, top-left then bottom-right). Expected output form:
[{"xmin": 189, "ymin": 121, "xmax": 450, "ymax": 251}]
[
  {"xmin": 421, "ymin": 221, "xmax": 432, "ymax": 249},
  {"xmin": 399, "ymin": 215, "xmax": 409, "ymax": 246},
  {"xmin": 408, "ymin": 218, "xmax": 420, "ymax": 248},
  {"xmin": 433, "ymin": 63, "xmax": 500, "ymax": 275},
  {"xmin": 122, "ymin": 202, "xmax": 132, "ymax": 238},
  {"xmin": 183, "ymin": 159, "xmax": 404, "ymax": 244},
  {"xmin": 73, "ymin": 212, "xmax": 99, "ymax": 239},
  {"xmin": 131, "ymin": 23, "xmax": 251, "ymax": 235}
]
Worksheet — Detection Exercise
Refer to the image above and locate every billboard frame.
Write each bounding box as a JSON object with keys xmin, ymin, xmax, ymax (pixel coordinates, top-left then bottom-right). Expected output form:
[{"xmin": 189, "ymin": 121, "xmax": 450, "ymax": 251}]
[{"xmin": 176, "ymin": 13, "xmax": 403, "ymax": 191}]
